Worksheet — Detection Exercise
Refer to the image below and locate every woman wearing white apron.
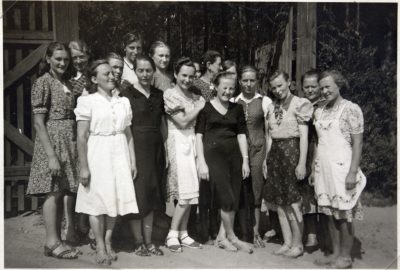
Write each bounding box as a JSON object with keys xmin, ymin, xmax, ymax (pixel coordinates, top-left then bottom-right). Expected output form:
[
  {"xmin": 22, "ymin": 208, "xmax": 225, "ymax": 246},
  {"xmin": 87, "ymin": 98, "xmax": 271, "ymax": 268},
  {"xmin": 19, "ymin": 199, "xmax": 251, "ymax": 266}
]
[{"xmin": 312, "ymin": 70, "xmax": 366, "ymax": 269}]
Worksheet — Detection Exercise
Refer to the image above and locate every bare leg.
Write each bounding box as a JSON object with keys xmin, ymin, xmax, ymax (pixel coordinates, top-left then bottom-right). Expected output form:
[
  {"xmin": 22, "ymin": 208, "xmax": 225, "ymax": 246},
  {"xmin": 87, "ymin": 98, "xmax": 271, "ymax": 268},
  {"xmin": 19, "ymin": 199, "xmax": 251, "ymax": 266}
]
[
  {"xmin": 64, "ymin": 194, "xmax": 77, "ymax": 244},
  {"xmin": 222, "ymin": 209, "xmax": 252, "ymax": 253},
  {"xmin": 289, "ymin": 202, "xmax": 304, "ymax": 248},
  {"xmin": 339, "ymin": 220, "xmax": 354, "ymax": 258},
  {"xmin": 44, "ymin": 192, "xmax": 63, "ymax": 247},
  {"xmin": 129, "ymin": 219, "xmax": 143, "ymax": 246},
  {"xmin": 178, "ymin": 205, "xmax": 191, "ymax": 232},
  {"xmin": 275, "ymin": 206, "xmax": 292, "ymax": 254},
  {"xmin": 89, "ymin": 215, "xmax": 110, "ymax": 264},
  {"xmin": 171, "ymin": 204, "xmax": 189, "ymax": 231},
  {"xmin": 314, "ymin": 215, "xmax": 340, "ymax": 265},
  {"xmin": 105, "ymin": 216, "xmax": 117, "ymax": 260},
  {"xmin": 142, "ymin": 211, "xmax": 154, "ymax": 245}
]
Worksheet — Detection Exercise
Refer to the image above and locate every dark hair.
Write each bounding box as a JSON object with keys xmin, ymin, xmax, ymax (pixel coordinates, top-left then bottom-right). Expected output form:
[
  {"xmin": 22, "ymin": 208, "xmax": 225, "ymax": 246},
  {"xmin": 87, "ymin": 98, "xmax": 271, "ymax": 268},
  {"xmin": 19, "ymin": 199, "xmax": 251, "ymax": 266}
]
[
  {"xmin": 268, "ymin": 70, "xmax": 289, "ymax": 83},
  {"xmin": 301, "ymin": 69, "xmax": 319, "ymax": 86},
  {"xmin": 38, "ymin": 42, "xmax": 71, "ymax": 78},
  {"xmin": 201, "ymin": 50, "xmax": 221, "ymax": 71},
  {"xmin": 212, "ymin": 71, "xmax": 236, "ymax": 86},
  {"xmin": 106, "ymin": 52, "xmax": 123, "ymax": 62},
  {"xmin": 239, "ymin": 65, "xmax": 259, "ymax": 79},
  {"xmin": 173, "ymin": 57, "xmax": 195, "ymax": 74},
  {"xmin": 122, "ymin": 31, "xmax": 142, "ymax": 50},
  {"xmin": 318, "ymin": 69, "xmax": 349, "ymax": 92},
  {"xmin": 222, "ymin": 60, "xmax": 237, "ymax": 71},
  {"xmin": 134, "ymin": 54, "xmax": 156, "ymax": 72},
  {"xmin": 87, "ymin": 59, "xmax": 109, "ymax": 93},
  {"xmin": 149, "ymin": 41, "xmax": 170, "ymax": 57}
]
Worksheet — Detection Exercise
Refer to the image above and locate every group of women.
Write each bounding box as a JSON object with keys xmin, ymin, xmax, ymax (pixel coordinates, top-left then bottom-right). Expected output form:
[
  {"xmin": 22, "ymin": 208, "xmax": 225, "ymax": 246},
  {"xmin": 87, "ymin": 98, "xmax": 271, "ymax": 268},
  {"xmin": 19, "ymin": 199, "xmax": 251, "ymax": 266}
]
[{"xmin": 27, "ymin": 31, "xmax": 365, "ymax": 269}]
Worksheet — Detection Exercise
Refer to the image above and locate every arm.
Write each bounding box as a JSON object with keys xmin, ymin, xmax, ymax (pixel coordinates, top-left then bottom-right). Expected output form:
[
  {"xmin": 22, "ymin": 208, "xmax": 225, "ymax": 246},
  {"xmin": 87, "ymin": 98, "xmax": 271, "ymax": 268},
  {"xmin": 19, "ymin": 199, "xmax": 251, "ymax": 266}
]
[
  {"xmin": 160, "ymin": 115, "xmax": 169, "ymax": 168},
  {"xmin": 262, "ymin": 118, "xmax": 271, "ymax": 179},
  {"xmin": 237, "ymin": 134, "xmax": 250, "ymax": 179},
  {"xmin": 124, "ymin": 127, "xmax": 137, "ymax": 180},
  {"xmin": 170, "ymin": 98, "xmax": 205, "ymax": 129},
  {"xmin": 77, "ymin": 120, "xmax": 90, "ymax": 186},
  {"xmin": 345, "ymin": 133, "xmax": 363, "ymax": 190},
  {"xmin": 195, "ymin": 133, "xmax": 209, "ymax": 181},
  {"xmin": 295, "ymin": 124, "xmax": 309, "ymax": 180},
  {"xmin": 33, "ymin": 114, "xmax": 61, "ymax": 177},
  {"xmin": 308, "ymin": 141, "xmax": 318, "ymax": 185}
]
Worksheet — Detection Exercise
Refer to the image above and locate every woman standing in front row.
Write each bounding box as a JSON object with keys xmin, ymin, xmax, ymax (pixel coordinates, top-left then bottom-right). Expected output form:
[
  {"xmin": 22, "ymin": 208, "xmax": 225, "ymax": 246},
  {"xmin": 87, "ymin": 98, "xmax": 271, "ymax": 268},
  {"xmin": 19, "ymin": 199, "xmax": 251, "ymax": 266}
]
[
  {"xmin": 263, "ymin": 70, "xmax": 313, "ymax": 258},
  {"xmin": 120, "ymin": 55, "xmax": 166, "ymax": 256},
  {"xmin": 75, "ymin": 60, "xmax": 139, "ymax": 265},
  {"xmin": 313, "ymin": 70, "xmax": 365, "ymax": 269},
  {"xmin": 164, "ymin": 57, "xmax": 205, "ymax": 252},
  {"xmin": 27, "ymin": 42, "xmax": 79, "ymax": 259},
  {"xmin": 196, "ymin": 72, "xmax": 252, "ymax": 253}
]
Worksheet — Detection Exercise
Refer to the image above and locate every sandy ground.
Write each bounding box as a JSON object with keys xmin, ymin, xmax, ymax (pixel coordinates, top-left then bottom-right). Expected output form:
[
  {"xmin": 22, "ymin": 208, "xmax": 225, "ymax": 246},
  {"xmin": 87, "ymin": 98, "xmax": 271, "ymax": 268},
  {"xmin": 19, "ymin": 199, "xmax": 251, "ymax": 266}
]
[{"xmin": 4, "ymin": 206, "xmax": 397, "ymax": 269}]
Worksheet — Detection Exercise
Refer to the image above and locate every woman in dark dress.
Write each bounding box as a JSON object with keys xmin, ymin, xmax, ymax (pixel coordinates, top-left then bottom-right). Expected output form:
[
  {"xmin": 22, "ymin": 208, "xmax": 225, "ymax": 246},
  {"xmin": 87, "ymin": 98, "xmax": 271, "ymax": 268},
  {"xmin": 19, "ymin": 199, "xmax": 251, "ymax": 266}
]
[
  {"xmin": 120, "ymin": 55, "xmax": 166, "ymax": 256},
  {"xmin": 195, "ymin": 72, "xmax": 252, "ymax": 253}
]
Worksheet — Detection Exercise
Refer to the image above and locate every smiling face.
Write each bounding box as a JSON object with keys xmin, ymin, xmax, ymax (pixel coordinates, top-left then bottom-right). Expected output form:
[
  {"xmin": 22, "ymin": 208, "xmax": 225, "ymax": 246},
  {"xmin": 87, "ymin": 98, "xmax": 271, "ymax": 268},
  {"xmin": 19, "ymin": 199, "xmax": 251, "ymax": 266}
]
[
  {"xmin": 92, "ymin": 63, "xmax": 115, "ymax": 91},
  {"xmin": 215, "ymin": 77, "xmax": 236, "ymax": 103},
  {"xmin": 175, "ymin": 65, "xmax": 196, "ymax": 91},
  {"xmin": 239, "ymin": 71, "xmax": 257, "ymax": 97},
  {"xmin": 152, "ymin": 46, "xmax": 170, "ymax": 71},
  {"xmin": 135, "ymin": 59, "xmax": 154, "ymax": 87},
  {"xmin": 303, "ymin": 75, "xmax": 320, "ymax": 102},
  {"xmin": 47, "ymin": 49, "xmax": 70, "ymax": 77},
  {"xmin": 269, "ymin": 74, "xmax": 290, "ymax": 101},
  {"xmin": 124, "ymin": 40, "xmax": 143, "ymax": 63},
  {"xmin": 319, "ymin": 75, "xmax": 341, "ymax": 104},
  {"xmin": 108, "ymin": 58, "xmax": 124, "ymax": 82},
  {"xmin": 70, "ymin": 48, "xmax": 89, "ymax": 72}
]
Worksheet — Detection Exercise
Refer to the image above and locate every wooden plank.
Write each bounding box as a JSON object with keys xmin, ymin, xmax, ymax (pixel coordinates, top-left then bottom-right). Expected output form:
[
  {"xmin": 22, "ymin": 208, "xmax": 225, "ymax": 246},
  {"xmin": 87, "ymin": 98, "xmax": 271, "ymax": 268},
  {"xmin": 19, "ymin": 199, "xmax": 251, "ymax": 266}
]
[
  {"xmin": 42, "ymin": 2, "xmax": 49, "ymax": 31},
  {"xmin": 29, "ymin": 2, "xmax": 36, "ymax": 30},
  {"xmin": 13, "ymin": 7, "xmax": 21, "ymax": 29},
  {"xmin": 5, "ymin": 166, "xmax": 31, "ymax": 178},
  {"xmin": 3, "ymin": 39, "xmax": 52, "ymax": 45},
  {"xmin": 53, "ymin": 1, "xmax": 79, "ymax": 42},
  {"xmin": 4, "ymin": 43, "xmax": 48, "ymax": 89},
  {"xmin": 4, "ymin": 121, "xmax": 34, "ymax": 156},
  {"xmin": 16, "ymin": 50, "xmax": 25, "ymax": 165},
  {"xmin": 5, "ymin": 49, "xmax": 12, "ymax": 167},
  {"xmin": 4, "ymin": 30, "xmax": 53, "ymax": 40},
  {"xmin": 18, "ymin": 184, "xmax": 25, "ymax": 212},
  {"xmin": 6, "ymin": 185, "xmax": 12, "ymax": 212},
  {"xmin": 31, "ymin": 197, "xmax": 38, "ymax": 210}
]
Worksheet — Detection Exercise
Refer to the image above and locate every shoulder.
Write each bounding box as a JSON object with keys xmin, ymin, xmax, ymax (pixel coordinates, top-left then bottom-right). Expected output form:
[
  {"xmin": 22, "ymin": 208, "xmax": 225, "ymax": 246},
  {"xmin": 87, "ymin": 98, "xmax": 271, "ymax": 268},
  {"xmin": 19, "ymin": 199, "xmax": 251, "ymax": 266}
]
[
  {"xmin": 34, "ymin": 73, "xmax": 53, "ymax": 86},
  {"xmin": 76, "ymin": 94, "xmax": 93, "ymax": 105},
  {"xmin": 343, "ymin": 100, "xmax": 363, "ymax": 116}
]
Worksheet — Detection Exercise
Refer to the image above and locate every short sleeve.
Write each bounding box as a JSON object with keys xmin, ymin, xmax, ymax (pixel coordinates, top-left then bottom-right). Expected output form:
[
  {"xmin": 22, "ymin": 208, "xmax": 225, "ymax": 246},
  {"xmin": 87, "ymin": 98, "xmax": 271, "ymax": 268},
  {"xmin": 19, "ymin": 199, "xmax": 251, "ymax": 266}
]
[
  {"xmin": 262, "ymin": 96, "xmax": 273, "ymax": 117},
  {"xmin": 295, "ymin": 98, "xmax": 313, "ymax": 124},
  {"xmin": 122, "ymin": 97, "xmax": 133, "ymax": 127},
  {"xmin": 31, "ymin": 75, "xmax": 50, "ymax": 114},
  {"xmin": 236, "ymin": 105, "xmax": 247, "ymax": 134},
  {"xmin": 74, "ymin": 96, "xmax": 92, "ymax": 121},
  {"xmin": 195, "ymin": 107, "xmax": 207, "ymax": 134},
  {"xmin": 343, "ymin": 102, "xmax": 364, "ymax": 134},
  {"xmin": 164, "ymin": 89, "xmax": 183, "ymax": 116}
]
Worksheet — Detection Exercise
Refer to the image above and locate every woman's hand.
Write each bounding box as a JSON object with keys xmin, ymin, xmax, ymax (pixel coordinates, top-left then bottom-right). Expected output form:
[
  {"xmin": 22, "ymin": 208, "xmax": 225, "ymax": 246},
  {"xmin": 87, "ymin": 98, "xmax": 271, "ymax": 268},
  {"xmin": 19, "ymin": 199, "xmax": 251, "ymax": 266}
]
[
  {"xmin": 131, "ymin": 162, "xmax": 138, "ymax": 181},
  {"xmin": 198, "ymin": 161, "xmax": 209, "ymax": 181},
  {"xmin": 295, "ymin": 164, "xmax": 306, "ymax": 180},
  {"xmin": 48, "ymin": 155, "xmax": 61, "ymax": 177},
  {"xmin": 79, "ymin": 167, "xmax": 90, "ymax": 187},
  {"xmin": 262, "ymin": 159, "xmax": 267, "ymax": 179},
  {"xmin": 242, "ymin": 158, "xmax": 250, "ymax": 179},
  {"xmin": 345, "ymin": 171, "xmax": 358, "ymax": 190}
]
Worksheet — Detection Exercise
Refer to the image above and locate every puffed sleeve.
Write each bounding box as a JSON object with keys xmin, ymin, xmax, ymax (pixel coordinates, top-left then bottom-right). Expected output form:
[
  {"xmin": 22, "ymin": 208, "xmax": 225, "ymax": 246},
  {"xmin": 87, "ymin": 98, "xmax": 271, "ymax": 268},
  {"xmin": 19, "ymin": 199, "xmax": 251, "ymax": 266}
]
[
  {"xmin": 122, "ymin": 97, "xmax": 133, "ymax": 127},
  {"xmin": 262, "ymin": 96, "xmax": 273, "ymax": 117},
  {"xmin": 195, "ymin": 106, "xmax": 207, "ymax": 134},
  {"xmin": 344, "ymin": 102, "xmax": 364, "ymax": 134},
  {"xmin": 74, "ymin": 96, "xmax": 92, "ymax": 121},
  {"xmin": 236, "ymin": 104, "xmax": 247, "ymax": 134},
  {"xmin": 164, "ymin": 88, "xmax": 183, "ymax": 116},
  {"xmin": 31, "ymin": 75, "xmax": 50, "ymax": 114},
  {"xmin": 295, "ymin": 98, "xmax": 313, "ymax": 124}
]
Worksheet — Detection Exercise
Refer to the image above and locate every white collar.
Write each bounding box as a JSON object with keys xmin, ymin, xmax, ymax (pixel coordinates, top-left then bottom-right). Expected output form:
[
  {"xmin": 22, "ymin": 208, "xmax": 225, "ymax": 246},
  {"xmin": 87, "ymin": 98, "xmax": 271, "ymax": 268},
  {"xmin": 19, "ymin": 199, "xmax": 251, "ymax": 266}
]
[
  {"xmin": 124, "ymin": 57, "xmax": 134, "ymax": 69},
  {"xmin": 234, "ymin": 93, "xmax": 262, "ymax": 103},
  {"xmin": 73, "ymin": 71, "xmax": 82, "ymax": 80}
]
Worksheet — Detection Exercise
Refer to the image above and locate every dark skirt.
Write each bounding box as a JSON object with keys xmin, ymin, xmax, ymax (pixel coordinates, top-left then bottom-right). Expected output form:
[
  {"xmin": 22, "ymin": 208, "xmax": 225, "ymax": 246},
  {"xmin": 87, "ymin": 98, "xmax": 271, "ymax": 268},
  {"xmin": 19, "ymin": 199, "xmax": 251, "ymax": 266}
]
[{"xmin": 263, "ymin": 137, "xmax": 302, "ymax": 206}]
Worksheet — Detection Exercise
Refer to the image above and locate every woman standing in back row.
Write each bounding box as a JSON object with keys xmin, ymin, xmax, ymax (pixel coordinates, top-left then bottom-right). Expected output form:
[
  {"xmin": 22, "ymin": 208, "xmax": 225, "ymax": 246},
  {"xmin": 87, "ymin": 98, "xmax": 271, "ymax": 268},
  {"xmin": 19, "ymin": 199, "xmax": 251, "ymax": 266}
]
[
  {"xmin": 121, "ymin": 31, "xmax": 143, "ymax": 88},
  {"xmin": 150, "ymin": 41, "xmax": 174, "ymax": 91}
]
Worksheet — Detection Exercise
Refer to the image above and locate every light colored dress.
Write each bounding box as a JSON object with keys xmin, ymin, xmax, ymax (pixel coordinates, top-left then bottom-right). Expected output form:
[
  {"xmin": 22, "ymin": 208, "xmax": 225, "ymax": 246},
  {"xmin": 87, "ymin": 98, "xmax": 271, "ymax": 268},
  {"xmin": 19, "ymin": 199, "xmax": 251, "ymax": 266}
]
[
  {"xmin": 314, "ymin": 99, "xmax": 365, "ymax": 222},
  {"xmin": 164, "ymin": 88, "xmax": 203, "ymax": 205},
  {"xmin": 74, "ymin": 93, "xmax": 139, "ymax": 217}
]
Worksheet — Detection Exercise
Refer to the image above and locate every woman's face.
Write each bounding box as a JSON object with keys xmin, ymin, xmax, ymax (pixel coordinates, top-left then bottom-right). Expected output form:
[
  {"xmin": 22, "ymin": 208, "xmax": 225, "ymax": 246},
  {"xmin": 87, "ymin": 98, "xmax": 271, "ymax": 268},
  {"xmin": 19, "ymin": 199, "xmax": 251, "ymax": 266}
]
[
  {"xmin": 303, "ymin": 76, "xmax": 320, "ymax": 102},
  {"xmin": 194, "ymin": 63, "xmax": 201, "ymax": 78},
  {"xmin": 124, "ymin": 40, "xmax": 143, "ymax": 63},
  {"xmin": 47, "ymin": 49, "xmax": 70, "ymax": 76},
  {"xmin": 270, "ymin": 74, "xmax": 290, "ymax": 101},
  {"xmin": 92, "ymin": 64, "xmax": 115, "ymax": 91},
  {"xmin": 226, "ymin": 66, "xmax": 237, "ymax": 81},
  {"xmin": 215, "ymin": 77, "xmax": 235, "ymax": 103},
  {"xmin": 108, "ymin": 58, "xmax": 124, "ymax": 82},
  {"xmin": 319, "ymin": 75, "xmax": 341, "ymax": 104},
  {"xmin": 152, "ymin": 46, "xmax": 170, "ymax": 71},
  {"xmin": 207, "ymin": 56, "xmax": 222, "ymax": 75},
  {"xmin": 239, "ymin": 71, "xmax": 257, "ymax": 96},
  {"xmin": 135, "ymin": 59, "xmax": 154, "ymax": 87},
  {"xmin": 175, "ymin": 65, "xmax": 195, "ymax": 91},
  {"xmin": 70, "ymin": 48, "xmax": 89, "ymax": 72}
]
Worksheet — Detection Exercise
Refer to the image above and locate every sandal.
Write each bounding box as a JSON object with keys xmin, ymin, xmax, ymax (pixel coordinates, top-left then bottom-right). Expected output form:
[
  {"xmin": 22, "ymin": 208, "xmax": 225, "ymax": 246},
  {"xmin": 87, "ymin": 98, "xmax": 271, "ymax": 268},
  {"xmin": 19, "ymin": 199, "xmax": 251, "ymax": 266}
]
[
  {"xmin": 229, "ymin": 237, "xmax": 253, "ymax": 254},
  {"xmin": 314, "ymin": 255, "xmax": 339, "ymax": 266},
  {"xmin": 273, "ymin": 244, "xmax": 291, "ymax": 256},
  {"xmin": 253, "ymin": 234, "xmax": 266, "ymax": 248},
  {"xmin": 44, "ymin": 241, "xmax": 78, "ymax": 259},
  {"xmin": 146, "ymin": 243, "xmax": 164, "ymax": 256},
  {"xmin": 180, "ymin": 234, "xmax": 202, "ymax": 249},
  {"xmin": 105, "ymin": 243, "xmax": 118, "ymax": 261},
  {"xmin": 165, "ymin": 236, "xmax": 182, "ymax": 253},
  {"xmin": 327, "ymin": 257, "xmax": 353, "ymax": 269},
  {"xmin": 95, "ymin": 250, "xmax": 111, "ymax": 265},
  {"xmin": 284, "ymin": 246, "xmax": 304, "ymax": 258},
  {"xmin": 134, "ymin": 244, "xmax": 151, "ymax": 256},
  {"xmin": 215, "ymin": 237, "xmax": 237, "ymax": 252}
]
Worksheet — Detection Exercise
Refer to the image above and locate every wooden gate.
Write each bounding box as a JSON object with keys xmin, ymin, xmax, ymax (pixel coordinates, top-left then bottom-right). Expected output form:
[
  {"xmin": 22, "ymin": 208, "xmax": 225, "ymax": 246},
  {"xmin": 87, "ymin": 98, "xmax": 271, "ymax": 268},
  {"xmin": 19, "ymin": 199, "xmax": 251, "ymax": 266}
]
[{"xmin": 3, "ymin": 1, "xmax": 79, "ymax": 217}]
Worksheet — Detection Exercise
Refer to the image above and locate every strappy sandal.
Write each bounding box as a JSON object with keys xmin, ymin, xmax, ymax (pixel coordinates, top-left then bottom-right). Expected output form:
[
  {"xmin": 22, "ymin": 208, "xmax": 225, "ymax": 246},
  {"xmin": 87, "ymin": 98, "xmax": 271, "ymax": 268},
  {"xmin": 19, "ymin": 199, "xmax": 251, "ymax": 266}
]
[
  {"xmin": 327, "ymin": 257, "xmax": 353, "ymax": 269},
  {"xmin": 180, "ymin": 234, "xmax": 202, "ymax": 249},
  {"xmin": 284, "ymin": 246, "xmax": 304, "ymax": 258},
  {"xmin": 253, "ymin": 234, "xmax": 266, "ymax": 248},
  {"xmin": 105, "ymin": 243, "xmax": 118, "ymax": 261},
  {"xmin": 229, "ymin": 237, "xmax": 253, "ymax": 254},
  {"xmin": 165, "ymin": 236, "xmax": 182, "ymax": 253},
  {"xmin": 146, "ymin": 243, "xmax": 164, "ymax": 256},
  {"xmin": 44, "ymin": 241, "xmax": 78, "ymax": 259},
  {"xmin": 134, "ymin": 244, "xmax": 151, "ymax": 256},
  {"xmin": 272, "ymin": 244, "xmax": 291, "ymax": 256},
  {"xmin": 95, "ymin": 250, "xmax": 111, "ymax": 265},
  {"xmin": 215, "ymin": 237, "xmax": 238, "ymax": 252}
]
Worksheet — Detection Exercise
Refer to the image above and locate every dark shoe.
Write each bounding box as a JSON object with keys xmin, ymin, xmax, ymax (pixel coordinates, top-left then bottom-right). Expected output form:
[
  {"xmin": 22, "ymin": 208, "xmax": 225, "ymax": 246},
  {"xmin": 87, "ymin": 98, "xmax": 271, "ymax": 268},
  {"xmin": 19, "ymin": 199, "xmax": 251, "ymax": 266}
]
[
  {"xmin": 44, "ymin": 241, "xmax": 78, "ymax": 259},
  {"xmin": 165, "ymin": 236, "xmax": 182, "ymax": 253},
  {"xmin": 146, "ymin": 243, "xmax": 164, "ymax": 256},
  {"xmin": 134, "ymin": 244, "xmax": 151, "ymax": 256},
  {"xmin": 180, "ymin": 234, "xmax": 202, "ymax": 249},
  {"xmin": 304, "ymin": 244, "xmax": 319, "ymax": 254}
]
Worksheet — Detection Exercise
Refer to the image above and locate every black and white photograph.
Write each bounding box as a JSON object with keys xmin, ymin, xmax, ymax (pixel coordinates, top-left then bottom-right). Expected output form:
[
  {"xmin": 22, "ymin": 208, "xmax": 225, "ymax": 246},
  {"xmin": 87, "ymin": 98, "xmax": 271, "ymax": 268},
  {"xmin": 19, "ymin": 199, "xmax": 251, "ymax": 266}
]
[{"xmin": 2, "ymin": 1, "xmax": 397, "ymax": 268}]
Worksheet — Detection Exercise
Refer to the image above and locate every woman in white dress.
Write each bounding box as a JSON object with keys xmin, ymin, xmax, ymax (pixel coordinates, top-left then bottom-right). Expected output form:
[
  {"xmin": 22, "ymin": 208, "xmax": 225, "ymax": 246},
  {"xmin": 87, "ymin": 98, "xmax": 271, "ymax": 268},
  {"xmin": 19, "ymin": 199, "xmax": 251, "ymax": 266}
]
[{"xmin": 75, "ymin": 59, "xmax": 138, "ymax": 265}]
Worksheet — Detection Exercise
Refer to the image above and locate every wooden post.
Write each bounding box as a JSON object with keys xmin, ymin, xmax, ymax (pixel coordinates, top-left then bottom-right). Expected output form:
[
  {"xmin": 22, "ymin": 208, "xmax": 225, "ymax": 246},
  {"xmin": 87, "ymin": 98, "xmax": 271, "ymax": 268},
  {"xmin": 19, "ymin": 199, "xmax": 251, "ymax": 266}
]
[
  {"xmin": 42, "ymin": 2, "xmax": 49, "ymax": 31},
  {"xmin": 296, "ymin": 2, "xmax": 316, "ymax": 97},
  {"xmin": 4, "ymin": 49, "xmax": 12, "ymax": 167},
  {"xmin": 5, "ymin": 185, "xmax": 12, "ymax": 213},
  {"xmin": 18, "ymin": 182, "xmax": 25, "ymax": 212},
  {"xmin": 29, "ymin": 2, "xmax": 36, "ymax": 31},
  {"xmin": 52, "ymin": 1, "xmax": 79, "ymax": 42}
]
